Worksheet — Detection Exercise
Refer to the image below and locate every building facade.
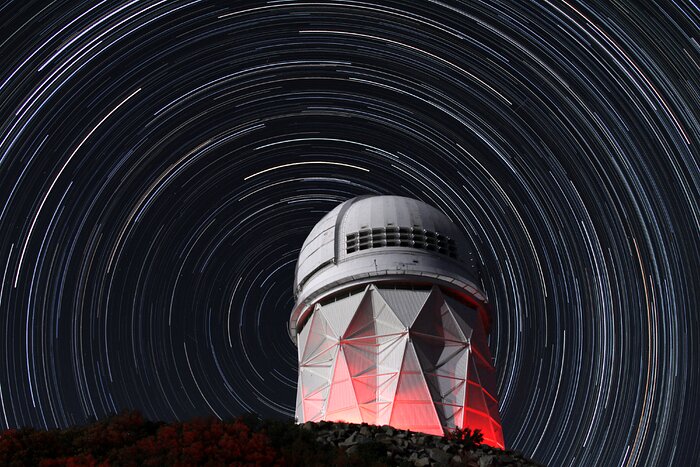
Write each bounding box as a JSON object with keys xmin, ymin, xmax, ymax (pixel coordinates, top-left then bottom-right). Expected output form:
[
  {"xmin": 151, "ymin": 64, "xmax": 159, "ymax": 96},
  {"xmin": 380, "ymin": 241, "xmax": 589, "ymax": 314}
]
[{"xmin": 290, "ymin": 195, "xmax": 504, "ymax": 448}]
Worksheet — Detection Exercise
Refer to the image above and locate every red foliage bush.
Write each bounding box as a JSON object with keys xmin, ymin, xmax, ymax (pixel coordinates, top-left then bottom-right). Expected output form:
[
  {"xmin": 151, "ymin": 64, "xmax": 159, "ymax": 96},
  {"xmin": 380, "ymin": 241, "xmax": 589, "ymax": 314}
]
[{"xmin": 0, "ymin": 412, "xmax": 281, "ymax": 466}]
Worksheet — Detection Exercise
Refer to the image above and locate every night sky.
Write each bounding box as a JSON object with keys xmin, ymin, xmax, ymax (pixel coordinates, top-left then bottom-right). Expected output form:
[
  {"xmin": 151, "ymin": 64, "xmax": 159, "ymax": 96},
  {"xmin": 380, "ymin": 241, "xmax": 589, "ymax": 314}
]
[{"xmin": 0, "ymin": 1, "xmax": 698, "ymax": 465}]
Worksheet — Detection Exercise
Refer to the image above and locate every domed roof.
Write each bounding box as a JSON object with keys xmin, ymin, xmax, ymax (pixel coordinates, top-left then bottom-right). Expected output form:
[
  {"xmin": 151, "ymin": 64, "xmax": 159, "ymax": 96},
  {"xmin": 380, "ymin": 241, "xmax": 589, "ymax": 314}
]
[
  {"xmin": 290, "ymin": 195, "xmax": 486, "ymax": 339},
  {"xmin": 294, "ymin": 195, "xmax": 476, "ymax": 295}
]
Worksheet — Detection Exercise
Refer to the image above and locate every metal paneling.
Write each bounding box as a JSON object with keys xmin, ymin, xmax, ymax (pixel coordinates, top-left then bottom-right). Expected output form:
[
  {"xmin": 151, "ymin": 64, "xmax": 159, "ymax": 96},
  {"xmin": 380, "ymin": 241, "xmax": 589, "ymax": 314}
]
[{"xmin": 294, "ymin": 285, "xmax": 504, "ymax": 449}]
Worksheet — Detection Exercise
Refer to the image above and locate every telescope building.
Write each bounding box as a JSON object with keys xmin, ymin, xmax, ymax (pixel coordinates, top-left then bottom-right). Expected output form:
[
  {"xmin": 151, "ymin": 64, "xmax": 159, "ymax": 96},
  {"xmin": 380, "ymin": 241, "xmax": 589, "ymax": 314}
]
[{"xmin": 289, "ymin": 195, "xmax": 504, "ymax": 448}]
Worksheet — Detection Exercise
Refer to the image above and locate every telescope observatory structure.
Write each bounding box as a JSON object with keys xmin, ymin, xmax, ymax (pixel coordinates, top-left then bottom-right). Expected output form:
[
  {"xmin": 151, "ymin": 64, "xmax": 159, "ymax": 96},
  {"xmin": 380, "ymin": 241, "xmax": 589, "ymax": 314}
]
[{"xmin": 290, "ymin": 195, "xmax": 504, "ymax": 448}]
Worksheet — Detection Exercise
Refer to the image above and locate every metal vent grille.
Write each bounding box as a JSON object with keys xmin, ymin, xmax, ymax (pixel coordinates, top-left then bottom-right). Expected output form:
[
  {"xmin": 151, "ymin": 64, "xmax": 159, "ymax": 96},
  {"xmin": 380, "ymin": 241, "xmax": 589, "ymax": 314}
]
[{"xmin": 346, "ymin": 226, "xmax": 458, "ymax": 259}]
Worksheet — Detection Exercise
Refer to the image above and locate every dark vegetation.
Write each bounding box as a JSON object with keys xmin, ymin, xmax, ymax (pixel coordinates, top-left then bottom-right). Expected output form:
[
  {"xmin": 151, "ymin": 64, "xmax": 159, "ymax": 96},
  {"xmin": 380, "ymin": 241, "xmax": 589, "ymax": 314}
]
[
  {"xmin": 0, "ymin": 412, "xmax": 278, "ymax": 466},
  {"xmin": 0, "ymin": 411, "xmax": 522, "ymax": 466}
]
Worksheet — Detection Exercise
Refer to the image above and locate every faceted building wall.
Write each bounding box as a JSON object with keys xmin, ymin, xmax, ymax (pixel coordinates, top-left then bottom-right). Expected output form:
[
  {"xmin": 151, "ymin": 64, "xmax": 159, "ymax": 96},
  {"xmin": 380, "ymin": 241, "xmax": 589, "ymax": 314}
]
[{"xmin": 295, "ymin": 283, "xmax": 504, "ymax": 449}]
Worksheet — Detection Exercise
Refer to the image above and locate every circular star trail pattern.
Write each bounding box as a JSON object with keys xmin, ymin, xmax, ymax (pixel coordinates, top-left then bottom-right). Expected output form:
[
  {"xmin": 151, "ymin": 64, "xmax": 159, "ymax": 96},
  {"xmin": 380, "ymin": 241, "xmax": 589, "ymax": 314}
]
[{"xmin": 0, "ymin": 1, "xmax": 698, "ymax": 465}]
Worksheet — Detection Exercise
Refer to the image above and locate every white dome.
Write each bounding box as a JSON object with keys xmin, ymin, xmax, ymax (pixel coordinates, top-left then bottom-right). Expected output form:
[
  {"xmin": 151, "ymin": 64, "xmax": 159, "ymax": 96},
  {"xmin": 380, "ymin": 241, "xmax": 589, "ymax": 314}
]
[{"xmin": 290, "ymin": 195, "xmax": 483, "ymax": 337}]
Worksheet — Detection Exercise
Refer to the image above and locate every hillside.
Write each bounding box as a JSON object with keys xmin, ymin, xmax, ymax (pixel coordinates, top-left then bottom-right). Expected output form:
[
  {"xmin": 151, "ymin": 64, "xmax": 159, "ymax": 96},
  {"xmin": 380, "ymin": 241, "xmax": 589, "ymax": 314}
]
[{"xmin": 0, "ymin": 412, "xmax": 541, "ymax": 466}]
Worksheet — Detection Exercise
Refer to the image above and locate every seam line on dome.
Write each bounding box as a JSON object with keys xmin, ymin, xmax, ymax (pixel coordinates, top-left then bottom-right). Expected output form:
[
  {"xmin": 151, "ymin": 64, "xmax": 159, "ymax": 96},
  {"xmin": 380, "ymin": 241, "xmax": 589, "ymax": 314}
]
[{"xmin": 333, "ymin": 195, "xmax": 372, "ymax": 264}]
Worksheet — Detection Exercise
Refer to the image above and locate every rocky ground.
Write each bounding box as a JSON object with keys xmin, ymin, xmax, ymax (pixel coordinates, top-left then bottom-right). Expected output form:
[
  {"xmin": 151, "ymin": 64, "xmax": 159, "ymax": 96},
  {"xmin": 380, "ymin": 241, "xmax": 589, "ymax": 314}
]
[{"xmin": 301, "ymin": 421, "xmax": 543, "ymax": 466}]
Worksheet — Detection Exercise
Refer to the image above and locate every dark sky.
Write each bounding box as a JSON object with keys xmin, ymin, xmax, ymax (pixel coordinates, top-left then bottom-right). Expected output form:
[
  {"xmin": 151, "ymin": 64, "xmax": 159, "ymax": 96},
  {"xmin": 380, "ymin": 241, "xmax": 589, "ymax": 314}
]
[{"xmin": 0, "ymin": 1, "xmax": 698, "ymax": 465}]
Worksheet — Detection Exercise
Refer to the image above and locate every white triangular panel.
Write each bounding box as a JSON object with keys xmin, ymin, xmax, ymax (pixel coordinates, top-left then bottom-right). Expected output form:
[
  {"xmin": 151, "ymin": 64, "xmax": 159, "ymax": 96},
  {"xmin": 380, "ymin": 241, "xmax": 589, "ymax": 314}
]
[
  {"xmin": 302, "ymin": 310, "xmax": 336, "ymax": 363},
  {"xmin": 320, "ymin": 289, "xmax": 366, "ymax": 338},
  {"xmin": 301, "ymin": 348, "xmax": 336, "ymax": 398},
  {"xmin": 295, "ymin": 374, "xmax": 304, "ymax": 421},
  {"xmin": 370, "ymin": 286, "xmax": 408, "ymax": 335},
  {"xmin": 297, "ymin": 315, "xmax": 312, "ymax": 362},
  {"xmin": 376, "ymin": 334, "xmax": 407, "ymax": 376},
  {"xmin": 301, "ymin": 368, "xmax": 328, "ymax": 398},
  {"xmin": 376, "ymin": 287, "xmax": 431, "ymax": 327},
  {"xmin": 376, "ymin": 335, "xmax": 406, "ymax": 398},
  {"xmin": 301, "ymin": 343, "xmax": 338, "ymax": 421}
]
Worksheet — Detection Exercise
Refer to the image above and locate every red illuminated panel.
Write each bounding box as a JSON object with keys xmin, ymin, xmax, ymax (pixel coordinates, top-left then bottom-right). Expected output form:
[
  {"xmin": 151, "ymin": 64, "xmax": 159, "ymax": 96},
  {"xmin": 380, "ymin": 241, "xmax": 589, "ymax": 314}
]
[
  {"xmin": 325, "ymin": 348, "xmax": 363, "ymax": 424},
  {"xmin": 389, "ymin": 344, "xmax": 442, "ymax": 435}
]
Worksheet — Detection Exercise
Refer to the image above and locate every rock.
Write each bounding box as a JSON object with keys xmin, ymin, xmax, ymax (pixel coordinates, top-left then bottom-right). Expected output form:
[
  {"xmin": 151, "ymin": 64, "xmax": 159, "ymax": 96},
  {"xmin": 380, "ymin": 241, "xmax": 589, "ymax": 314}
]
[
  {"xmin": 428, "ymin": 447, "xmax": 451, "ymax": 464},
  {"xmin": 290, "ymin": 421, "xmax": 540, "ymax": 466},
  {"xmin": 388, "ymin": 445, "xmax": 405, "ymax": 455},
  {"xmin": 339, "ymin": 432, "xmax": 358, "ymax": 447},
  {"xmin": 463, "ymin": 451, "xmax": 481, "ymax": 461},
  {"xmin": 497, "ymin": 453, "xmax": 516, "ymax": 464},
  {"xmin": 302, "ymin": 422, "xmax": 314, "ymax": 431}
]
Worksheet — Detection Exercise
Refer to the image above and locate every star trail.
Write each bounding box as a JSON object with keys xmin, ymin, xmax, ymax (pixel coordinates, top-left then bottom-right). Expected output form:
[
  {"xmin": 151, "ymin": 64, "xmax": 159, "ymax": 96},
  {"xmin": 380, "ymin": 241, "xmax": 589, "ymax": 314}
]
[{"xmin": 0, "ymin": 1, "xmax": 698, "ymax": 465}]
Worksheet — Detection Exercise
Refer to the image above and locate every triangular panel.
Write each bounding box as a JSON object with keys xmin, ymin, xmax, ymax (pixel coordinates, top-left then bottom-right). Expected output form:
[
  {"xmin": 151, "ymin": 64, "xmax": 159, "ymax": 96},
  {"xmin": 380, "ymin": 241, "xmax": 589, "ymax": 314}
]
[
  {"xmin": 443, "ymin": 296, "xmax": 477, "ymax": 341},
  {"xmin": 485, "ymin": 394, "xmax": 501, "ymax": 430},
  {"xmin": 370, "ymin": 286, "xmax": 409, "ymax": 335},
  {"xmin": 359, "ymin": 404, "xmax": 378, "ymax": 425},
  {"xmin": 412, "ymin": 288, "xmax": 468, "ymax": 343},
  {"xmin": 471, "ymin": 351, "xmax": 498, "ymax": 401},
  {"xmin": 437, "ymin": 403, "xmax": 463, "ymax": 426},
  {"xmin": 434, "ymin": 343, "xmax": 469, "ymax": 379},
  {"xmin": 302, "ymin": 310, "xmax": 336, "ymax": 363},
  {"xmin": 320, "ymin": 290, "xmax": 366, "ymax": 338},
  {"xmin": 441, "ymin": 304, "xmax": 467, "ymax": 342},
  {"xmin": 295, "ymin": 374, "xmax": 304, "ymax": 421},
  {"xmin": 344, "ymin": 289, "xmax": 375, "ymax": 339},
  {"xmin": 389, "ymin": 342, "xmax": 442, "ymax": 434},
  {"xmin": 325, "ymin": 347, "xmax": 362, "ymax": 423},
  {"xmin": 411, "ymin": 286, "xmax": 446, "ymax": 338},
  {"xmin": 413, "ymin": 341, "xmax": 467, "ymax": 427},
  {"xmin": 374, "ymin": 400, "xmax": 394, "ymax": 426},
  {"xmin": 376, "ymin": 287, "xmax": 431, "ymax": 327},
  {"xmin": 376, "ymin": 334, "xmax": 407, "ymax": 376},
  {"xmin": 303, "ymin": 397, "xmax": 325, "ymax": 422},
  {"xmin": 433, "ymin": 376, "xmax": 466, "ymax": 406},
  {"xmin": 344, "ymin": 341, "xmax": 377, "ymax": 411},
  {"xmin": 462, "ymin": 395, "xmax": 504, "ymax": 449},
  {"xmin": 466, "ymin": 380, "xmax": 489, "ymax": 415},
  {"xmin": 301, "ymin": 346, "xmax": 337, "ymax": 397},
  {"xmin": 297, "ymin": 315, "xmax": 311, "ymax": 362}
]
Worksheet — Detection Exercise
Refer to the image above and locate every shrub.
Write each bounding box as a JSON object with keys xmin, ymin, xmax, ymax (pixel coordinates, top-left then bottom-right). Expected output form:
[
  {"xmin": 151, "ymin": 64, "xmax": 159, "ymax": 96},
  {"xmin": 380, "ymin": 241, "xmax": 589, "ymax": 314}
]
[{"xmin": 445, "ymin": 426, "xmax": 484, "ymax": 448}]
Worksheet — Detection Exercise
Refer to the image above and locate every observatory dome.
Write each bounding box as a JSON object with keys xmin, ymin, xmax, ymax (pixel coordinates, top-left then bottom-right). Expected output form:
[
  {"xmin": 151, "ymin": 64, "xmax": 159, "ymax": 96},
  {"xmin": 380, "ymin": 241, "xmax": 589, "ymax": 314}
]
[{"xmin": 290, "ymin": 195, "xmax": 485, "ymax": 338}]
